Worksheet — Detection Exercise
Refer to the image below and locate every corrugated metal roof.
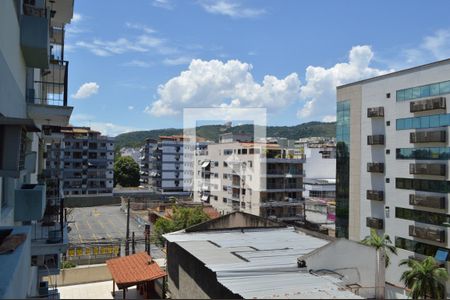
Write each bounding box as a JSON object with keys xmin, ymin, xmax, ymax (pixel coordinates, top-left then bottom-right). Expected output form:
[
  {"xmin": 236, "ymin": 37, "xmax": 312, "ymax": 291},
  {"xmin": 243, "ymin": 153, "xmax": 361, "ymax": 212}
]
[{"xmin": 164, "ymin": 228, "xmax": 362, "ymax": 299}]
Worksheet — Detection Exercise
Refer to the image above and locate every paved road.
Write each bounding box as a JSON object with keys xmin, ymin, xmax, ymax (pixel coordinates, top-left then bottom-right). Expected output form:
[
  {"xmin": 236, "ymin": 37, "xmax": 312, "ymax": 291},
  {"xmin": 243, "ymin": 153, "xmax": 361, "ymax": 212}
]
[{"xmin": 68, "ymin": 205, "xmax": 164, "ymax": 259}]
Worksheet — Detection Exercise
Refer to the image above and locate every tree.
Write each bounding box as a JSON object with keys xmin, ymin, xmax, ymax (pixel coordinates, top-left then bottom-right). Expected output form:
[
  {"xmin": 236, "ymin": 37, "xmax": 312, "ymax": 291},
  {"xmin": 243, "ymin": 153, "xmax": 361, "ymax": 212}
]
[
  {"xmin": 400, "ymin": 256, "xmax": 449, "ymax": 299},
  {"xmin": 153, "ymin": 206, "xmax": 210, "ymax": 246},
  {"xmin": 114, "ymin": 156, "xmax": 140, "ymax": 187},
  {"xmin": 361, "ymin": 229, "xmax": 397, "ymax": 267}
]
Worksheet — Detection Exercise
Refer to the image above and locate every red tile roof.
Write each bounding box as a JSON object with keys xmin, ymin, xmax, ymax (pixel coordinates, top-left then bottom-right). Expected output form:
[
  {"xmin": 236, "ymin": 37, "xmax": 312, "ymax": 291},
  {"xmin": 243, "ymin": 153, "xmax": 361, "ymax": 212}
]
[{"xmin": 106, "ymin": 252, "xmax": 166, "ymax": 289}]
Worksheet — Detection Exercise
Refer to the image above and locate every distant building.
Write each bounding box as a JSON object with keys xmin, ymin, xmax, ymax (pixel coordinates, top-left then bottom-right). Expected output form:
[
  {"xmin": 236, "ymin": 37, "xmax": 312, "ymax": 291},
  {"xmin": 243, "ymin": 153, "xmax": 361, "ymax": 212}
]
[
  {"xmin": 120, "ymin": 147, "xmax": 140, "ymax": 164},
  {"xmin": 44, "ymin": 125, "xmax": 115, "ymax": 196},
  {"xmin": 194, "ymin": 136, "xmax": 305, "ymax": 221},
  {"xmin": 163, "ymin": 212, "xmax": 379, "ymax": 299},
  {"xmin": 139, "ymin": 138, "xmax": 158, "ymax": 186}
]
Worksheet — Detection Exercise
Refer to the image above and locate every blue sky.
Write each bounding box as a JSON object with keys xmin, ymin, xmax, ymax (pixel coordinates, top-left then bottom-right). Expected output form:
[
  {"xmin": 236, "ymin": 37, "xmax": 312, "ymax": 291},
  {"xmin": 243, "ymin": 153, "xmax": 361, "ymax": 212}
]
[{"xmin": 66, "ymin": 0, "xmax": 450, "ymax": 136}]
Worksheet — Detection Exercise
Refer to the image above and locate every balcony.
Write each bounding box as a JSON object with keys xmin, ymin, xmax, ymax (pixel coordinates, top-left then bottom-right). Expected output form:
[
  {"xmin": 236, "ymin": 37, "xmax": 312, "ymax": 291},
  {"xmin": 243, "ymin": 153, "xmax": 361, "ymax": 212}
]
[
  {"xmin": 367, "ymin": 107, "xmax": 384, "ymax": 118},
  {"xmin": 366, "ymin": 217, "xmax": 383, "ymax": 229},
  {"xmin": 367, "ymin": 135, "xmax": 385, "ymax": 145},
  {"xmin": 410, "ymin": 130, "xmax": 446, "ymax": 143},
  {"xmin": 367, "ymin": 163, "xmax": 384, "ymax": 173},
  {"xmin": 20, "ymin": 3, "xmax": 50, "ymax": 69},
  {"xmin": 14, "ymin": 184, "xmax": 46, "ymax": 222},
  {"xmin": 409, "ymin": 225, "xmax": 445, "ymax": 243},
  {"xmin": 27, "ymin": 60, "xmax": 73, "ymax": 127},
  {"xmin": 409, "ymin": 194, "xmax": 446, "ymax": 209},
  {"xmin": 409, "ymin": 163, "xmax": 446, "ymax": 176},
  {"xmin": 410, "ymin": 97, "xmax": 446, "ymax": 113},
  {"xmin": 366, "ymin": 190, "xmax": 384, "ymax": 201}
]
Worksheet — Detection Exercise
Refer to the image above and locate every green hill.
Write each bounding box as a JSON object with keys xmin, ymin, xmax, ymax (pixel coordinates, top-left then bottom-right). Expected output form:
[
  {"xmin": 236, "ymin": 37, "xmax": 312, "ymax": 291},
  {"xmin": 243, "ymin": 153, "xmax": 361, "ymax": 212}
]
[{"xmin": 114, "ymin": 121, "xmax": 336, "ymax": 150}]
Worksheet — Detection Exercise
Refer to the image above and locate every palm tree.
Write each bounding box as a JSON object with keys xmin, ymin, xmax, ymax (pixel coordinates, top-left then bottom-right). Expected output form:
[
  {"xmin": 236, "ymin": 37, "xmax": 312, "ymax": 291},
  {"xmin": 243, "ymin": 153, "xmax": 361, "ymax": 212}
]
[
  {"xmin": 399, "ymin": 256, "xmax": 449, "ymax": 299},
  {"xmin": 361, "ymin": 228, "xmax": 397, "ymax": 267}
]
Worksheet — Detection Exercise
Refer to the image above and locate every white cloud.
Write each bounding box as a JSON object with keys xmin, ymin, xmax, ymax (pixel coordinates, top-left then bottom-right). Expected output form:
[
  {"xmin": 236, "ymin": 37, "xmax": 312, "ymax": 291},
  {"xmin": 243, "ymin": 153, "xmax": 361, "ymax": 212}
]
[
  {"xmin": 163, "ymin": 56, "xmax": 193, "ymax": 66},
  {"xmin": 199, "ymin": 0, "xmax": 265, "ymax": 18},
  {"xmin": 123, "ymin": 60, "xmax": 153, "ymax": 68},
  {"xmin": 70, "ymin": 114, "xmax": 142, "ymax": 137},
  {"xmin": 72, "ymin": 13, "xmax": 83, "ymax": 23},
  {"xmin": 145, "ymin": 59, "xmax": 301, "ymax": 117},
  {"xmin": 72, "ymin": 82, "xmax": 100, "ymax": 99},
  {"xmin": 125, "ymin": 22, "xmax": 156, "ymax": 34},
  {"xmin": 128, "ymin": 106, "xmax": 134, "ymax": 110},
  {"xmin": 297, "ymin": 45, "xmax": 391, "ymax": 120},
  {"xmin": 152, "ymin": 0, "xmax": 174, "ymax": 10},
  {"xmin": 322, "ymin": 115, "xmax": 336, "ymax": 122}
]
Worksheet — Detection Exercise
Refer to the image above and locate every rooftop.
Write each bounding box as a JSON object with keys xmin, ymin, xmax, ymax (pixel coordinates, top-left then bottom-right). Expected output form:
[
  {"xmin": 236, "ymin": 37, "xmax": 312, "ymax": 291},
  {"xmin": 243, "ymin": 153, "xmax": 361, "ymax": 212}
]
[{"xmin": 164, "ymin": 227, "xmax": 361, "ymax": 299}]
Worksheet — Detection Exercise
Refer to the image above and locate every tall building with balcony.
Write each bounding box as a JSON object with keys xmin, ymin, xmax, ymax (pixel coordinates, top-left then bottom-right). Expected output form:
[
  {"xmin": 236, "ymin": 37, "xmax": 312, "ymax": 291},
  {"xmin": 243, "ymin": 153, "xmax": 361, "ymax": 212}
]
[
  {"xmin": 336, "ymin": 58, "xmax": 450, "ymax": 295},
  {"xmin": 139, "ymin": 138, "xmax": 158, "ymax": 186},
  {"xmin": 194, "ymin": 139, "xmax": 305, "ymax": 221},
  {"xmin": 43, "ymin": 126, "xmax": 115, "ymax": 196},
  {"xmin": 0, "ymin": 0, "xmax": 74, "ymax": 298}
]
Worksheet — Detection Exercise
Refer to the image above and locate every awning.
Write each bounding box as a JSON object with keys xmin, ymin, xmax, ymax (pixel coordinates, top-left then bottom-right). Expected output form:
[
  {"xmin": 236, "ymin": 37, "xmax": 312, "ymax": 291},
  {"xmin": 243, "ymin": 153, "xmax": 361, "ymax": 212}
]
[
  {"xmin": 0, "ymin": 116, "xmax": 40, "ymax": 132},
  {"xmin": 106, "ymin": 252, "xmax": 166, "ymax": 290},
  {"xmin": 201, "ymin": 195, "xmax": 210, "ymax": 201},
  {"xmin": 201, "ymin": 161, "xmax": 210, "ymax": 168}
]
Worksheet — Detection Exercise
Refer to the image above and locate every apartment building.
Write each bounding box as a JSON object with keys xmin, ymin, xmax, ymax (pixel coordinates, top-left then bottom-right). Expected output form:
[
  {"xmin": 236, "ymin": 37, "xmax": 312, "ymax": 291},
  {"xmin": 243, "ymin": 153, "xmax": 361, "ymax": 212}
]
[
  {"xmin": 140, "ymin": 138, "xmax": 158, "ymax": 186},
  {"xmin": 194, "ymin": 137, "xmax": 305, "ymax": 221},
  {"xmin": 336, "ymin": 58, "xmax": 450, "ymax": 293},
  {"xmin": 44, "ymin": 125, "xmax": 115, "ymax": 196},
  {"xmin": 0, "ymin": 0, "xmax": 74, "ymax": 298}
]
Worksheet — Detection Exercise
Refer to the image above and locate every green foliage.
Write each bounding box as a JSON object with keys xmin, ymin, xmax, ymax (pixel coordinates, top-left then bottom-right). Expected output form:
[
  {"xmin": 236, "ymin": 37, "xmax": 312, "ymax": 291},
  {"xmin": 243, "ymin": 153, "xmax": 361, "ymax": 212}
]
[
  {"xmin": 61, "ymin": 260, "xmax": 76, "ymax": 269},
  {"xmin": 114, "ymin": 122, "xmax": 336, "ymax": 150},
  {"xmin": 153, "ymin": 206, "xmax": 210, "ymax": 246},
  {"xmin": 361, "ymin": 229, "xmax": 397, "ymax": 267},
  {"xmin": 400, "ymin": 256, "xmax": 449, "ymax": 299},
  {"xmin": 114, "ymin": 156, "xmax": 140, "ymax": 187}
]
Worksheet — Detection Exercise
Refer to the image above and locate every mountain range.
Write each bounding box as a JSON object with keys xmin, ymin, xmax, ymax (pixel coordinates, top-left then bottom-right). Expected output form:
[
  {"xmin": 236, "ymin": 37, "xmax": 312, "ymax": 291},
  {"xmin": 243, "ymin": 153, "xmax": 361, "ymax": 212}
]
[{"xmin": 114, "ymin": 121, "xmax": 336, "ymax": 150}]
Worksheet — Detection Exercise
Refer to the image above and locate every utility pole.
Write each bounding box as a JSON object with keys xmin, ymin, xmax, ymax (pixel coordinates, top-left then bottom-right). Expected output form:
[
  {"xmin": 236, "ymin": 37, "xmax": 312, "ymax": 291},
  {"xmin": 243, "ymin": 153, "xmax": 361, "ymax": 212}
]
[
  {"xmin": 125, "ymin": 197, "xmax": 130, "ymax": 256},
  {"xmin": 132, "ymin": 232, "xmax": 135, "ymax": 254},
  {"xmin": 145, "ymin": 224, "xmax": 151, "ymax": 256}
]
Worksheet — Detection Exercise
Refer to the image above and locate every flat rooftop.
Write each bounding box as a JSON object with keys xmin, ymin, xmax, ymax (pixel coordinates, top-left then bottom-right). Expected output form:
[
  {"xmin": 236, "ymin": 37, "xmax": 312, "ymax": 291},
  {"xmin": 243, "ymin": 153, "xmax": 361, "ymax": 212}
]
[{"xmin": 164, "ymin": 227, "xmax": 361, "ymax": 299}]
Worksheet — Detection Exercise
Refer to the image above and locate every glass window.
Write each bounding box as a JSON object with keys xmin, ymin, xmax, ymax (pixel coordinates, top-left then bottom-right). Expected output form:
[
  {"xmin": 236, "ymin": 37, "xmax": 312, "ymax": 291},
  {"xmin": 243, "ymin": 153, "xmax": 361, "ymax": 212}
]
[
  {"xmin": 430, "ymin": 115, "xmax": 440, "ymax": 127},
  {"xmin": 412, "ymin": 117, "xmax": 421, "ymax": 129},
  {"xmin": 404, "ymin": 88, "xmax": 413, "ymax": 100},
  {"xmin": 397, "ymin": 90, "xmax": 405, "ymax": 101},
  {"xmin": 420, "ymin": 85, "xmax": 430, "ymax": 98},
  {"xmin": 440, "ymin": 81, "xmax": 450, "ymax": 94},
  {"xmin": 412, "ymin": 87, "xmax": 421, "ymax": 99},
  {"xmin": 430, "ymin": 83, "xmax": 440, "ymax": 96},
  {"xmin": 396, "ymin": 207, "xmax": 450, "ymax": 226},
  {"xmin": 395, "ymin": 237, "xmax": 446, "ymax": 258},
  {"xmin": 396, "ymin": 177, "xmax": 450, "ymax": 193},
  {"xmin": 420, "ymin": 116, "xmax": 430, "ymax": 128}
]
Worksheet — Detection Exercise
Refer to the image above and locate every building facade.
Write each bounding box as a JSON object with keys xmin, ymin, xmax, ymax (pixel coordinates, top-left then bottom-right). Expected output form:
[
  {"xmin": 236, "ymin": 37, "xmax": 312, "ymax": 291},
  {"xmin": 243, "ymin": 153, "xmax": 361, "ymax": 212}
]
[
  {"xmin": 44, "ymin": 126, "xmax": 115, "ymax": 196},
  {"xmin": 336, "ymin": 59, "xmax": 450, "ymax": 293},
  {"xmin": 194, "ymin": 140, "xmax": 305, "ymax": 221},
  {"xmin": 0, "ymin": 0, "xmax": 74, "ymax": 298}
]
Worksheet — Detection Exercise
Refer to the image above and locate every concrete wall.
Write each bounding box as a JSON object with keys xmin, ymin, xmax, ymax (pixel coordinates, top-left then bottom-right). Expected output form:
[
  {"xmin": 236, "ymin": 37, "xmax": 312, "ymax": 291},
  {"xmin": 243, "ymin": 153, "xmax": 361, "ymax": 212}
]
[
  {"xmin": 44, "ymin": 264, "xmax": 112, "ymax": 287},
  {"xmin": 300, "ymin": 239, "xmax": 377, "ymax": 299},
  {"xmin": 167, "ymin": 242, "xmax": 240, "ymax": 299}
]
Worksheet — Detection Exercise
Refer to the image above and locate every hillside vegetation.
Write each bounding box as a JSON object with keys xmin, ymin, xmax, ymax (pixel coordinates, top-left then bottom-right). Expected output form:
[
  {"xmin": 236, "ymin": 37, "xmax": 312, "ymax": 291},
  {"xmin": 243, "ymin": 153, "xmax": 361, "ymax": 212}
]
[{"xmin": 114, "ymin": 121, "xmax": 336, "ymax": 150}]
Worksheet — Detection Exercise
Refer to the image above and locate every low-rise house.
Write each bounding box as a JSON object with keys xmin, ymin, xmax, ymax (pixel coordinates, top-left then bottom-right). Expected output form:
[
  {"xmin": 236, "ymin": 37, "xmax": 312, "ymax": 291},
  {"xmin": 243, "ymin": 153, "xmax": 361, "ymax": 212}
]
[{"xmin": 163, "ymin": 212, "xmax": 379, "ymax": 299}]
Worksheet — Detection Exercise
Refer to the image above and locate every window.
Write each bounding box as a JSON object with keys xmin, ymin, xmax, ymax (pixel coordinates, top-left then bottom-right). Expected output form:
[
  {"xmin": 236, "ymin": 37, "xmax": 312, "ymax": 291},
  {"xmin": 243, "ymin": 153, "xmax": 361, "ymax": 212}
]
[
  {"xmin": 386, "ymin": 149, "xmax": 390, "ymax": 155},
  {"xmin": 385, "ymin": 178, "xmax": 390, "ymax": 183},
  {"xmin": 386, "ymin": 121, "xmax": 390, "ymax": 126},
  {"xmin": 396, "ymin": 178, "xmax": 450, "ymax": 193},
  {"xmin": 397, "ymin": 80, "xmax": 450, "ymax": 102},
  {"xmin": 397, "ymin": 113, "xmax": 450, "ymax": 130},
  {"xmin": 396, "ymin": 207, "xmax": 450, "ymax": 226},
  {"xmin": 397, "ymin": 147, "xmax": 450, "ymax": 160},
  {"xmin": 386, "ymin": 93, "xmax": 390, "ymax": 98},
  {"xmin": 395, "ymin": 237, "xmax": 448, "ymax": 258}
]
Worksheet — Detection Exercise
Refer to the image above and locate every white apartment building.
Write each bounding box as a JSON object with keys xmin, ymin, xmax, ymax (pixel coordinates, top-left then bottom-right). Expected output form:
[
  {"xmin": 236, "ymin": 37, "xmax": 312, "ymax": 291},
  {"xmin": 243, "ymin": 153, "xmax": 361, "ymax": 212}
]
[
  {"xmin": 337, "ymin": 58, "xmax": 450, "ymax": 296},
  {"xmin": 0, "ymin": 0, "xmax": 74, "ymax": 298},
  {"xmin": 44, "ymin": 126, "xmax": 115, "ymax": 196},
  {"xmin": 140, "ymin": 138, "xmax": 158, "ymax": 186},
  {"xmin": 193, "ymin": 139, "xmax": 305, "ymax": 221}
]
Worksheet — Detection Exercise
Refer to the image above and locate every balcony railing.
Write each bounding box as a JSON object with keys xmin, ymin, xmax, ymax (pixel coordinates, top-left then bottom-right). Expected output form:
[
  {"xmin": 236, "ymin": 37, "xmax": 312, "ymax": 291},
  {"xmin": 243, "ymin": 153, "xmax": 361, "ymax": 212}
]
[
  {"xmin": 410, "ymin": 130, "xmax": 446, "ymax": 143},
  {"xmin": 27, "ymin": 60, "xmax": 69, "ymax": 106},
  {"xmin": 410, "ymin": 97, "xmax": 446, "ymax": 113},
  {"xmin": 409, "ymin": 225, "xmax": 445, "ymax": 243},
  {"xmin": 367, "ymin": 107, "xmax": 384, "ymax": 118},
  {"xmin": 409, "ymin": 194, "xmax": 446, "ymax": 209},
  {"xmin": 366, "ymin": 217, "xmax": 383, "ymax": 229},
  {"xmin": 367, "ymin": 163, "xmax": 384, "ymax": 173},
  {"xmin": 409, "ymin": 163, "xmax": 446, "ymax": 176},
  {"xmin": 366, "ymin": 190, "xmax": 384, "ymax": 201},
  {"xmin": 367, "ymin": 135, "xmax": 385, "ymax": 145}
]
